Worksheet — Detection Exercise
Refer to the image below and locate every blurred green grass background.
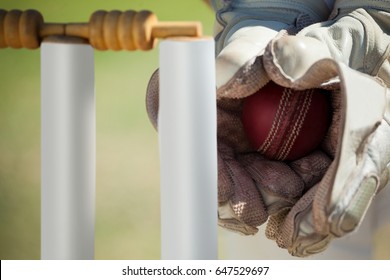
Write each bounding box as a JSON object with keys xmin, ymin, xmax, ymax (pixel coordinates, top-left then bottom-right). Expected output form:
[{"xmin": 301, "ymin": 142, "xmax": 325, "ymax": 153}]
[{"xmin": 0, "ymin": 0, "xmax": 214, "ymax": 259}]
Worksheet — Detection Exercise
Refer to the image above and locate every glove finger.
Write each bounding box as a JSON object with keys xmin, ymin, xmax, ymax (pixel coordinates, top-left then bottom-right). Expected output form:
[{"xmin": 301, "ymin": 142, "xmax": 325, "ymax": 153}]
[
  {"xmin": 289, "ymin": 150, "xmax": 332, "ymax": 192},
  {"xmin": 217, "ymin": 99, "xmax": 252, "ymax": 153},
  {"xmin": 269, "ymin": 183, "xmax": 333, "ymax": 257},
  {"xmin": 216, "ymin": 23, "xmax": 286, "ymax": 99},
  {"xmin": 265, "ymin": 208, "xmax": 289, "ymax": 241},
  {"xmin": 321, "ymin": 88, "xmax": 342, "ymax": 158},
  {"xmin": 222, "ymin": 158, "xmax": 268, "ymax": 228},
  {"xmin": 239, "ymin": 153, "xmax": 304, "ymax": 215},
  {"xmin": 263, "ymin": 34, "xmax": 336, "ymax": 90},
  {"xmin": 217, "ymin": 144, "xmax": 235, "ymax": 203},
  {"xmin": 218, "ymin": 146, "xmax": 268, "ymax": 233}
]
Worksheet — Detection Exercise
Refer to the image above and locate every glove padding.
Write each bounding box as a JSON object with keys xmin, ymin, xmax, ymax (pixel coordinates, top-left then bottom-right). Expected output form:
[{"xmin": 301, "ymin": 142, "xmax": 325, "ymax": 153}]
[{"xmin": 264, "ymin": 0, "xmax": 390, "ymax": 89}]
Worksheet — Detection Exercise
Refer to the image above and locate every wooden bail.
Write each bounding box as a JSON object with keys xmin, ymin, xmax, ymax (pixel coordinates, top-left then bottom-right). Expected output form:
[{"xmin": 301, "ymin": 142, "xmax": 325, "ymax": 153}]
[{"xmin": 0, "ymin": 9, "xmax": 202, "ymax": 50}]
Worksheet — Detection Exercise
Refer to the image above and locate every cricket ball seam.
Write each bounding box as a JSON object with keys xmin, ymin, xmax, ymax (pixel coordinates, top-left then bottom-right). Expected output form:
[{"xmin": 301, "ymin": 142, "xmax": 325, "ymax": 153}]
[
  {"xmin": 277, "ymin": 89, "xmax": 313, "ymax": 160},
  {"xmin": 258, "ymin": 88, "xmax": 291, "ymax": 155},
  {"xmin": 275, "ymin": 87, "xmax": 297, "ymax": 160}
]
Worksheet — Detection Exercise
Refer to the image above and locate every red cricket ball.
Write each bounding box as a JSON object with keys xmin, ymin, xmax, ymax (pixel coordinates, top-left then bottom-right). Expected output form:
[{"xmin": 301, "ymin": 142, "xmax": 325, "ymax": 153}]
[{"xmin": 241, "ymin": 82, "xmax": 331, "ymax": 161}]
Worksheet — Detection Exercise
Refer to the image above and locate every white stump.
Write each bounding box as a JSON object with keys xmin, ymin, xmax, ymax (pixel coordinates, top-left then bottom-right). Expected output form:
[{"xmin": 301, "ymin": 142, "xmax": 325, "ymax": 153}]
[
  {"xmin": 159, "ymin": 38, "xmax": 218, "ymax": 260},
  {"xmin": 41, "ymin": 38, "xmax": 95, "ymax": 259}
]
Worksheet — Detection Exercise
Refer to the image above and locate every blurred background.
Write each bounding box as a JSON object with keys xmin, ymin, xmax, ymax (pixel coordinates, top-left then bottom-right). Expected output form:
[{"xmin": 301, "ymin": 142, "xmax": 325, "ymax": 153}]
[
  {"xmin": 0, "ymin": 0, "xmax": 214, "ymax": 259},
  {"xmin": 2, "ymin": 0, "xmax": 389, "ymax": 261}
]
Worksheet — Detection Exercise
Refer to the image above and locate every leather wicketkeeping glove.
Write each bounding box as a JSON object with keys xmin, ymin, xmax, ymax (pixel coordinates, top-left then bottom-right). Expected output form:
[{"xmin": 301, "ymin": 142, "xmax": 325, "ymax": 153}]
[{"xmin": 211, "ymin": 0, "xmax": 333, "ymax": 236}]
